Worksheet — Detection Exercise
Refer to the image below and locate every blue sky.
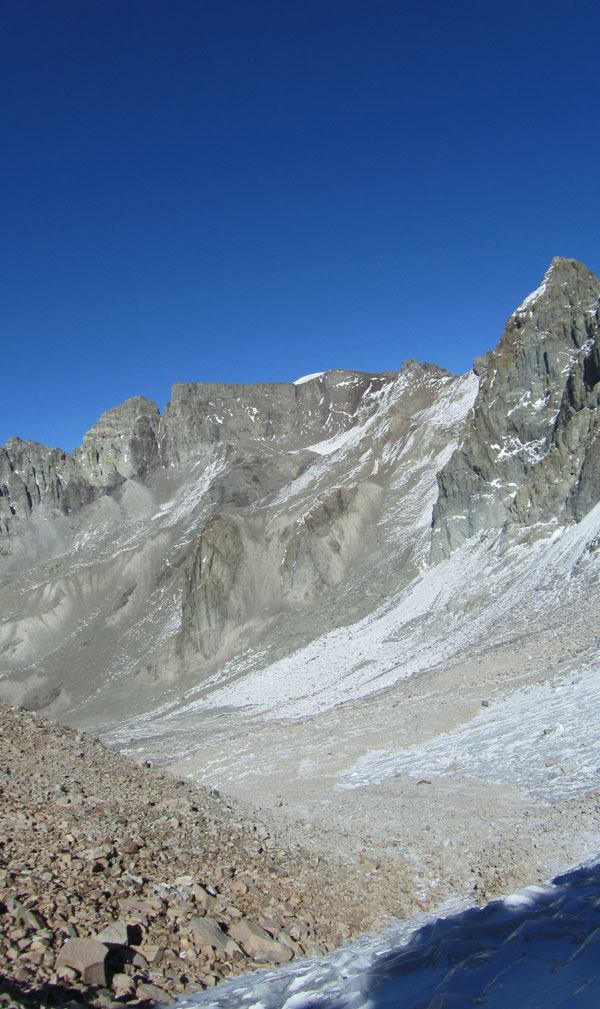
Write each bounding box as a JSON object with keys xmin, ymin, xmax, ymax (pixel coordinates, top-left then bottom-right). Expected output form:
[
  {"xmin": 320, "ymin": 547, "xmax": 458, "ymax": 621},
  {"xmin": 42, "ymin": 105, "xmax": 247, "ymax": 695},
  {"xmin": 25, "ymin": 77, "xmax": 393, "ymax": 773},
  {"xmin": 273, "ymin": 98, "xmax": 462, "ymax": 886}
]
[{"xmin": 3, "ymin": 0, "xmax": 600, "ymax": 451}]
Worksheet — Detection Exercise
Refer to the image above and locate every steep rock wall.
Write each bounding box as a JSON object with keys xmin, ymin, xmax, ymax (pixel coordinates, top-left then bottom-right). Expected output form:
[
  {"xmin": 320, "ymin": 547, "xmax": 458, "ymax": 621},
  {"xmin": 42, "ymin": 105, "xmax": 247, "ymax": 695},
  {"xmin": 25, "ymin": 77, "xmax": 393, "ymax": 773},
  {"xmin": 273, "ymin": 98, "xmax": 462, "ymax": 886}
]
[
  {"xmin": 181, "ymin": 516, "xmax": 245, "ymax": 659},
  {"xmin": 73, "ymin": 395, "xmax": 160, "ymax": 487},
  {"xmin": 432, "ymin": 258, "xmax": 600, "ymax": 558},
  {"xmin": 160, "ymin": 371, "xmax": 394, "ymax": 467},
  {"xmin": 0, "ymin": 440, "xmax": 95, "ymax": 540}
]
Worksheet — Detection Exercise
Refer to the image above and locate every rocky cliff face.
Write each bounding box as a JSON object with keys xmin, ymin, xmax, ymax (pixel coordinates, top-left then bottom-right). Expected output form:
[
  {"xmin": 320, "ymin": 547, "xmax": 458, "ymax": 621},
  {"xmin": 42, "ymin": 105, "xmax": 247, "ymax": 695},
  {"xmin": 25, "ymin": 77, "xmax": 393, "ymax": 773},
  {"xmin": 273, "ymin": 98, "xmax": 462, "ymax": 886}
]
[
  {"xmin": 0, "ymin": 396, "xmax": 161, "ymax": 541},
  {"xmin": 431, "ymin": 258, "xmax": 600, "ymax": 558},
  {"xmin": 73, "ymin": 395, "xmax": 161, "ymax": 487},
  {"xmin": 0, "ymin": 439, "xmax": 95, "ymax": 541},
  {"xmin": 181, "ymin": 516, "xmax": 246, "ymax": 659},
  {"xmin": 160, "ymin": 371, "xmax": 393, "ymax": 467}
]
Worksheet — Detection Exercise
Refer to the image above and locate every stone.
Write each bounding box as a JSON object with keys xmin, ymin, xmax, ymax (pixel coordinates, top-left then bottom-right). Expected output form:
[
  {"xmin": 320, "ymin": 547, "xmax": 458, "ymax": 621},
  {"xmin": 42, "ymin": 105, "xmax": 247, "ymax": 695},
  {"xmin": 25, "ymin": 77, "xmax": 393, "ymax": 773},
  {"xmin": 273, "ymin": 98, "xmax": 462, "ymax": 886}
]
[
  {"xmin": 181, "ymin": 516, "xmax": 245, "ymax": 659},
  {"xmin": 118, "ymin": 838, "xmax": 141, "ymax": 854},
  {"xmin": 16, "ymin": 906, "xmax": 46, "ymax": 930},
  {"xmin": 188, "ymin": 916, "xmax": 241, "ymax": 958},
  {"xmin": 561, "ymin": 762, "xmax": 578, "ymax": 775},
  {"xmin": 111, "ymin": 973, "xmax": 135, "ymax": 996},
  {"xmin": 95, "ymin": 921, "xmax": 129, "ymax": 945},
  {"xmin": 361, "ymin": 854, "xmax": 381, "ymax": 870},
  {"xmin": 192, "ymin": 884, "xmax": 218, "ymax": 912},
  {"xmin": 137, "ymin": 943, "xmax": 164, "ymax": 965},
  {"xmin": 136, "ymin": 982, "xmax": 172, "ymax": 1003},
  {"xmin": 56, "ymin": 937, "xmax": 108, "ymax": 986},
  {"xmin": 174, "ymin": 874, "xmax": 194, "ymax": 887},
  {"xmin": 228, "ymin": 918, "xmax": 294, "ymax": 963}
]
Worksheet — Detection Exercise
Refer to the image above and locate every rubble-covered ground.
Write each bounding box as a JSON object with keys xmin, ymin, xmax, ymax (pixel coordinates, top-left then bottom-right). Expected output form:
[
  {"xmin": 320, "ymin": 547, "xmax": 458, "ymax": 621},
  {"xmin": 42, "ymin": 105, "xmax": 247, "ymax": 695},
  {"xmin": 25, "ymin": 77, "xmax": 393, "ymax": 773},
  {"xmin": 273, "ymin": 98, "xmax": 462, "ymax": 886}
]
[
  {"xmin": 2, "ymin": 697, "xmax": 600, "ymax": 1009},
  {"xmin": 0, "ymin": 702, "xmax": 431, "ymax": 1009}
]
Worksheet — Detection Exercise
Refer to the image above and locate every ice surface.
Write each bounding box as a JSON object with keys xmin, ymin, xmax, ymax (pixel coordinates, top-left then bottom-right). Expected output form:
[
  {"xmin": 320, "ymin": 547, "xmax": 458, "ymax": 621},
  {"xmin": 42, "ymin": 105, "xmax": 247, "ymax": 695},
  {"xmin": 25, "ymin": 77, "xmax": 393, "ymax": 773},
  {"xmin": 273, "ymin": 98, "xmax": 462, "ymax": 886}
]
[{"xmin": 337, "ymin": 664, "xmax": 600, "ymax": 801}]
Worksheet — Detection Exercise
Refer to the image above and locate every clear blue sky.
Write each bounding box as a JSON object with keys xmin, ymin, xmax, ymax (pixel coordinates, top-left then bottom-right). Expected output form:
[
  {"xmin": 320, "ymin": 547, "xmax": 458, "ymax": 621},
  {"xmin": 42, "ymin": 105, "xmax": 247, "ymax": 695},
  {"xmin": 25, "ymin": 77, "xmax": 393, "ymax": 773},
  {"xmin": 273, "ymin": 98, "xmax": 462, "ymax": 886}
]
[{"xmin": 3, "ymin": 0, "xmax": 600, "ymax": 451}]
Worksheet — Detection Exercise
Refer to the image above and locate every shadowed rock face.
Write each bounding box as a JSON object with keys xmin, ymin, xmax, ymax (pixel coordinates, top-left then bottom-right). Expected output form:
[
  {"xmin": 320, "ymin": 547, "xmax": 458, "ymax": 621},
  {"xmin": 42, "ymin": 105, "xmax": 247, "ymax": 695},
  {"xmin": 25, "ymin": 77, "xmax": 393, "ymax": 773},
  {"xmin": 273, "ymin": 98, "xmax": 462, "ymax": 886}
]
[
  {"xmin": 431, "ymin": 258, "xmax": 600, "ymax": 559},
  {"xmin": 1, "ymin": 259, "xmax": 600, "ymax": 725},
  {"xmin": 181, "ymin": 516, "xmax": 245, "ymax": 659}
]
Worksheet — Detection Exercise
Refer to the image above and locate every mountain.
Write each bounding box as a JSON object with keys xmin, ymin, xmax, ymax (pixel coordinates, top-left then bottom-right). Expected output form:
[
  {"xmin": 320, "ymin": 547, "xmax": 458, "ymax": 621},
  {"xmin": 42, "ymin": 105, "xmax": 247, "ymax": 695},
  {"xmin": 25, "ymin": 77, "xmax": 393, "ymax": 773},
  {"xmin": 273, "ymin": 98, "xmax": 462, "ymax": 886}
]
[
  {"xmin": 1, "ymin": 258, "xmax": 599, "ymax": 731},
  {"xmin": 0, "ymin": 360, "xmax": 477, "ymax": 718}
]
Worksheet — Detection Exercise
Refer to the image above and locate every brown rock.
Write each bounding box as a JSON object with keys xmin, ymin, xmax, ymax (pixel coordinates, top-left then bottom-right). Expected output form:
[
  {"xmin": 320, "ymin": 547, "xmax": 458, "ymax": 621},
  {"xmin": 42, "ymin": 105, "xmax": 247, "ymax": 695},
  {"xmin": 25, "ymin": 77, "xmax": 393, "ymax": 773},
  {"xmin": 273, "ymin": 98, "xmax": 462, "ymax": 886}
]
[
  {"xmin": 56, "ymin": 937, "xmax": 108, "ymax": 985},
  {"xmin": 112, "ymin": 972, "xmax": 135, "ymax": 996},
  {"xmin": 16, "ymin": 906, "xmax": 46, "ymax": 930},
  {"xmin": 95, "ymin": 921, "xmax": 129, "ymax": 945},
  {"xmin": 191, "ymin": 883, "xmax": 218, "ymax": 911},
  {"xmin": 136, "ymin": 981, "xmax": 172, "ymax": 1003},
  {"xmin": 189, "ymin": 916, "xmax": 241, "ymax": 957},
  {"xmin": 229, "ymin": 918, "xmax": 294, "ymax": 963},
  {"xmin": 137, "ymin": 943, "xmax": 164, "ymax": 964}
]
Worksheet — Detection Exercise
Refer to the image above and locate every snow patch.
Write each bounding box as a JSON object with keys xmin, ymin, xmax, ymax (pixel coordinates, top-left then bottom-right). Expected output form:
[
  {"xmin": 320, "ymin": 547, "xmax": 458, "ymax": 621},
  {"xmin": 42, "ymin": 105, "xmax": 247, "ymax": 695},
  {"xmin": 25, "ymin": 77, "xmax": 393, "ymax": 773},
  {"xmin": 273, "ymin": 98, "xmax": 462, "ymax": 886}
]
[
  {"xmin": 514, "ymin": 262, "xmax": 556, "ymax": 315},
  {"xmin": 294, "ymin": 372, "xmax": 325, "ymax": 385}
]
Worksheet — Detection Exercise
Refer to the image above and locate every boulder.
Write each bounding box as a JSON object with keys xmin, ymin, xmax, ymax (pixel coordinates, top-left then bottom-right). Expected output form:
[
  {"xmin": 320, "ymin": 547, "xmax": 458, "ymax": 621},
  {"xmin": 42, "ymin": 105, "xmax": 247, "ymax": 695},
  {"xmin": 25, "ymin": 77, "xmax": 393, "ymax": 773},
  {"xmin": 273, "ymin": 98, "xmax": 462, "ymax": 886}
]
[
  {"xmin": 228, "ymin": 917, "xmax": 294, "ymax": 963},
  {"xmin": 135, "ymin": 982, "xmax": 171, "ymax": 1004},
  {"xmin": 188, "ymin": 915, "xmax": 241, "ymax": 957},
  {"xmin": 55, "ymin": 937, "xmax": 108, "ymax": 986},
  {"xmin": 96, "ymin": 920, "xmax": 142, "ymax": 946}
]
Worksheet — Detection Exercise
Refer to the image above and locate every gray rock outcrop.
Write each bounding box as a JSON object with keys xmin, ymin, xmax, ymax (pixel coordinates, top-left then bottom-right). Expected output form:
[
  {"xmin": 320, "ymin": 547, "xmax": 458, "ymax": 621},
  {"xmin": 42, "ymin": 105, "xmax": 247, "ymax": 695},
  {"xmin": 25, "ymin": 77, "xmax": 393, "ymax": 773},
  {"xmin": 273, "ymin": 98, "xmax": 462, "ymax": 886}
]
[
  {"xmin": 432, "ymin": 258, "xmax": 600, "ymax": 558},
  {"xmin": 281, "ymin": 482, "xmax": 383, "ymax": 604},
  {"xmin": 73, "ymin": 395, "xmax": 160, "ymax": 487},
  {"xmin": 0, "ymin": 438, "xmax": 95, "ymax": 539},
  {"xmin": 160, "ymin": 371, "xmax": 394, "ymax": 468},
  {"xmin": 0, "ymin": 395, "xmax": 161, "ymax": 542},
  {"xmin": 181, "ymin": 516, "xmax": 246, "ymax": 659}
]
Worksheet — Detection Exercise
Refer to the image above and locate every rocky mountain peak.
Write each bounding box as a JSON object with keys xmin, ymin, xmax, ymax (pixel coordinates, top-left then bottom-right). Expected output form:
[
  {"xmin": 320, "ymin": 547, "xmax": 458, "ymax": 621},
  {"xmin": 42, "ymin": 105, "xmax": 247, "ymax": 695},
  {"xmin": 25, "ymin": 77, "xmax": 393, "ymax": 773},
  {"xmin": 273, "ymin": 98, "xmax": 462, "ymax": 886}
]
[
  {"xmin": 432, "ymin": 258, "xmax": 600, "ymax": 558},
  {"xmin": 73, "ymin": 396, "xmax": 161, "ymax": 488},
  {"xmin": 159, "ymin": 370, "xmax": 398, "ymax": 468},
  {"xmin": 516, "ymin": 255, "xmax": 597, "ymax": 306}
]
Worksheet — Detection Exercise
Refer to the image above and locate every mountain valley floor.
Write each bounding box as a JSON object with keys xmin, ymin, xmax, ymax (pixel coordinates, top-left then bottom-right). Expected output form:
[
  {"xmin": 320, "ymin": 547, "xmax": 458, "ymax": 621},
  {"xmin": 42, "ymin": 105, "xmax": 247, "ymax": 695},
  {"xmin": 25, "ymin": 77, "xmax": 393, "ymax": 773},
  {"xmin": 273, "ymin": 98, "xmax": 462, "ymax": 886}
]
[{"xmin": 3, "ymin": 607, "xmax": 599, "ymax": 1008}]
